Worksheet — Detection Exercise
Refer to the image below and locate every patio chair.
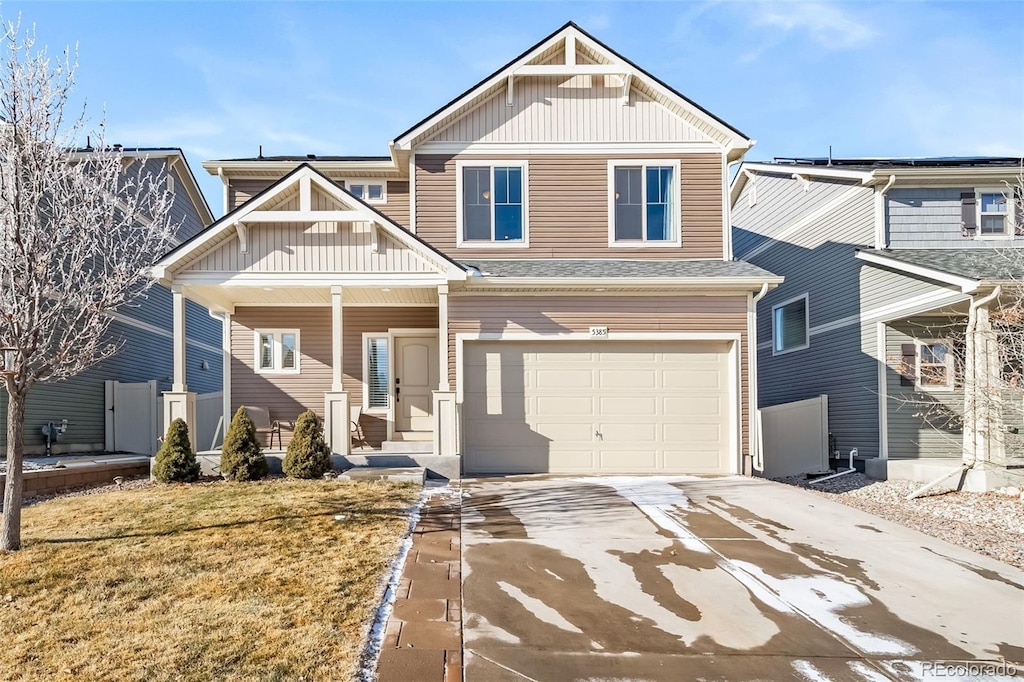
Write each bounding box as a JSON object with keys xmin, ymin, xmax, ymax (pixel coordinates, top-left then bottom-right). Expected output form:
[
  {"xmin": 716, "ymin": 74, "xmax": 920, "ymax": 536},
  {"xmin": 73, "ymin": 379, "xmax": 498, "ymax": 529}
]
[
  {"xmin": 351, "ymin": 406, "xmax": 369, "ymax": 449},
  {"xmin": 241, "ymin": 406, "xmax": 283, "ymax": 449}
]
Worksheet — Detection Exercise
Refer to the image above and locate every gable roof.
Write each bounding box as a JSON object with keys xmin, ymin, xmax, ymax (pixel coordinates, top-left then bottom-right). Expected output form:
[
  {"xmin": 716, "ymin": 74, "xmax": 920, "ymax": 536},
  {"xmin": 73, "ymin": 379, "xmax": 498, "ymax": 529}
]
[
  {"xmin": 856, "ymin": 248, "xmax": 1021, "ymax": 293},
  {"xmin": 391, "ymin": 22, "xmax": 752, "ymax": 156},
  {"xmin": 152, "ymin": 163, "xmax": 467, "ymax": 280}
]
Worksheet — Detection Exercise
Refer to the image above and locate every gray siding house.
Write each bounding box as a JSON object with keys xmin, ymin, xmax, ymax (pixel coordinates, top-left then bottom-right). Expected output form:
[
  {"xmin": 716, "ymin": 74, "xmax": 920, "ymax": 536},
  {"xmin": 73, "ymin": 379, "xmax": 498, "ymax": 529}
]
[
  {"xmin": 732, "ymin": 157, "xmax": 1023, "ymax": 485},
  {"xmin": 0, "ymin": 148, "xmax": 223, "ymax": 455}
]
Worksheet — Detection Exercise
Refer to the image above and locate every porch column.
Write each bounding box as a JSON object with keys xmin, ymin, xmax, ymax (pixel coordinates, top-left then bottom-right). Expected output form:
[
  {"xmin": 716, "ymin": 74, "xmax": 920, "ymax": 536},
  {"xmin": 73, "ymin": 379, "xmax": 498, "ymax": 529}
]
[
  {"xmin": 163, "ymin": 284, "xmax": 197, "ymax": 452},
  {"xmin": 324, "ymin": 285, "xmax": 350, "ymax": 458},
  {"xmin": 433, "ymin": 283, "xmax": 457, "ymax": 457},
  {"xmin": 964, "ymin": 289, "xmax": 1004, "ymax": 467}
]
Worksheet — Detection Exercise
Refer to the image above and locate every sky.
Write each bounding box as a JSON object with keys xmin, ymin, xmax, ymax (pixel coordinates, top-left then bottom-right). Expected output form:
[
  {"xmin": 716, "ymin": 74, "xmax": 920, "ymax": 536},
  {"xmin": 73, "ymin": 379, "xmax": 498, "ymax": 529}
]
[{"xmin": 4, "ymin": 0, "xmax": 1022, "ymax": 217}]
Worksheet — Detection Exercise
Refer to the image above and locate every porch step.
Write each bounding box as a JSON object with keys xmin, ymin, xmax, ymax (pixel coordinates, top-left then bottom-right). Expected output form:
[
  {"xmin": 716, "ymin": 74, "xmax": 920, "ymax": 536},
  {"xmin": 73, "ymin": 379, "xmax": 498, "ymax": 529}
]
[
  {"xmin": 339, "ymin": 466, "xmax": 426, "ymax": 485},
  {"xmin": 381, "ymin": 439, "xmax": 433, "ymax": 454}
]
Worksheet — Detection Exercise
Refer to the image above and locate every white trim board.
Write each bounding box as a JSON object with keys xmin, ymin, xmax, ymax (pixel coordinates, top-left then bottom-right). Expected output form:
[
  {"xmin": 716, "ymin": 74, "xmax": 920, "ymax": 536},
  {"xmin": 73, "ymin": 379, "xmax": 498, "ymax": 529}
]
[
  {"xmin": 109, "ymin": 310, "xmax": 222, "ymax": 355},
  {"xmin": 455, "ymin": 331, "xmax": 744, "ymax": 475},
  {"xmin": 416, "ymin": 142, "xmax": 726, "ymax": 155},
  {"xmin": 855, "ymin": 251, "xmax": 981, "ymax": 293}
]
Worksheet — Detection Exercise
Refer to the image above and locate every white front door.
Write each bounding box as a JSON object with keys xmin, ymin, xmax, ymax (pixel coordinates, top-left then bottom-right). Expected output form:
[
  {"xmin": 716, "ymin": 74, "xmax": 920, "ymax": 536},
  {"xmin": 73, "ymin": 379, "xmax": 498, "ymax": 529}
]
[{"xmin": 395, "ymin": 335, "xmax": 439, "ymax": 433}]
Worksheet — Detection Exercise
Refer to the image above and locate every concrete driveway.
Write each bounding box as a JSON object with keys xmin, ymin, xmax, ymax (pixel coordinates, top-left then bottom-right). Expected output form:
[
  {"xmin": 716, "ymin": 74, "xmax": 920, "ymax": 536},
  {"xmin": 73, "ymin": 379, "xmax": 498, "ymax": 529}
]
[{"xmin": 461, "ymin": 476, "xmax": 1024, "ymax": 681}]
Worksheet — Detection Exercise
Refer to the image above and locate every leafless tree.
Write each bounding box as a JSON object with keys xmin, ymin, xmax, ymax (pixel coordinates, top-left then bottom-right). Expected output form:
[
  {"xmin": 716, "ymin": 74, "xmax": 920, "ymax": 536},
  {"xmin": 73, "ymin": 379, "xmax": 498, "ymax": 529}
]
[
  {"xmin": 0, "ymin": 18, "xmax": 175, "ymax": 550},
  {"xmin": 889, "ymin": 171, "xmax": 1024, "ymax": 480}
]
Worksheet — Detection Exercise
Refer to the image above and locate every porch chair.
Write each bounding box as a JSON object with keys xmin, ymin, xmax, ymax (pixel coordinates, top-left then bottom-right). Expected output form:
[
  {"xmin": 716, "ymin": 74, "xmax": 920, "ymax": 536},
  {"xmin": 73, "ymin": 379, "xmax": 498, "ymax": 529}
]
[
  {"xmin": 351, "ymin": 406, "xmax": 369, "ymax": 450},
  {"xmin": 241, "ymin": 406, "xmax": 283, "ymax": 449}
]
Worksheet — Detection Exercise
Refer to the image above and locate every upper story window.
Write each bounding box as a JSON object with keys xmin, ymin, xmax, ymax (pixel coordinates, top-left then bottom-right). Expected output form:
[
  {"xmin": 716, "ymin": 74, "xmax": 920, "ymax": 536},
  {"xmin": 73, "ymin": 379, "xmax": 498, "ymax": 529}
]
[
  {"xmin": 456, "ymin": 161, "xmax": 528, "ymax": 246},
  {"xmin": 979, "ymin": 191, "xmax": 1010, "ymax": 236},
  {"xmin": 347, "ymin": 181, "xmax": 386, "ymax": 204},
  {"xmin": 255, "ymin": 329, "xmax": 300, "ymax": 374},
  {"xmin": 609, "ymin": 161, "xmax": 680, "ymax": 246},
  {"xmin": 772, "ymin": 294, "xmax": 809, "ymax": 355}
]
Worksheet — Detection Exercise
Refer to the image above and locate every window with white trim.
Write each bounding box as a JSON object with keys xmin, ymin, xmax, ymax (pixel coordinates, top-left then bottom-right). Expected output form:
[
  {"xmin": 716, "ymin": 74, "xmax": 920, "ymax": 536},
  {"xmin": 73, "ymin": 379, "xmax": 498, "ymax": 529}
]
[
  {"xmin": 979, "ymin": 190, "xmax": 1010, "ymax": 236},
  {"xmin": 916, "ymin": 340, "xmax": 954, "ymax": 390},
  {"xmin": 255, "ymin": 330, "xmax": 300, "ymax": 373},
  {"xmin": 457, "ymin": 162, "xmax": 527, "ymax": 245},
  {"xmin": 609, "ymin": 161, "xmax": 679, "ymax": 244},
  {"xmin": 347, "ymin": 181, "xmax": 386, "ymax": 203},
  {"xmin": 772, "ymin": 294, "xmax": 809, "ymax": 354},
  {"xmin": 363, "ymin": 334, "xmax": 390, "ymax": 411}
]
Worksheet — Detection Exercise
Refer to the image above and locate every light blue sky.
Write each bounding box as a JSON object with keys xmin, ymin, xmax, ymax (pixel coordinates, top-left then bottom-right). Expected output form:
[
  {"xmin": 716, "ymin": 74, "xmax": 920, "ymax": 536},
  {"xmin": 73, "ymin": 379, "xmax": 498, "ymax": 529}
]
[{"xmin": 6, "ymin": 1, "xmax": 1023, "ymax": 216}]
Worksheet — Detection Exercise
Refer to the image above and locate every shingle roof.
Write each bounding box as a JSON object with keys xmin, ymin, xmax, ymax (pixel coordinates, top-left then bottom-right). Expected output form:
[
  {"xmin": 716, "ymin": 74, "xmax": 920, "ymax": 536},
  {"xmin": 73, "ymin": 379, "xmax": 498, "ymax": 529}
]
[
  {"xmin": 213, "ymin": 155, "xmax": 392, "ymax": 162},
  {"xmin": 764, "ymin": 156, "xmax": 1023, "ymax": 172},
  {"xmin": 859, "ymin": 249, "xmax": 1023, "ymax": 281},
  {"xmin": 459, "ymin": 259, "xmax": 778, "ymax": 279}
]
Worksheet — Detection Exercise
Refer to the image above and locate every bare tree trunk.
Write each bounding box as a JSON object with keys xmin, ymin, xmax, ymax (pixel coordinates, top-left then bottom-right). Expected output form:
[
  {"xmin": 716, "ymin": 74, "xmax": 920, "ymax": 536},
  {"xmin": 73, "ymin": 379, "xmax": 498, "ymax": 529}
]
[{"xmin": 2, "ymin": 393, "xmax": 26, "ymax": 551}]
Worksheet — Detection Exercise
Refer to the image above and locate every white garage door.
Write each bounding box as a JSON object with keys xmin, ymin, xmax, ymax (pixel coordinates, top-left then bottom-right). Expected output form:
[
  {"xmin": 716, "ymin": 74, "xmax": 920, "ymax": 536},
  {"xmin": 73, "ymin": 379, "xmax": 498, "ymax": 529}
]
[{"xmin": 462, "ymin": 340, "xmax": 734, "ymax": 475}]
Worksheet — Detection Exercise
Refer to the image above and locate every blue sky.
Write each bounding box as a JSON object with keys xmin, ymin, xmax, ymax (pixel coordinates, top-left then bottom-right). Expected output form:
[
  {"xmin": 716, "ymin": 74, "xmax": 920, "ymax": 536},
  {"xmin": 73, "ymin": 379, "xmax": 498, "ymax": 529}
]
[{"xmin": 5, "ymin": 1, "xmax": 1022, "ymax": 216}]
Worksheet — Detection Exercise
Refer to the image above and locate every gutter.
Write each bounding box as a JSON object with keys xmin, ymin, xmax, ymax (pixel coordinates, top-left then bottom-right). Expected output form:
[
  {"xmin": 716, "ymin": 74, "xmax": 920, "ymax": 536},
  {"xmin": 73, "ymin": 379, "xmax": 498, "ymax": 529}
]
[{"xmin": 463, "ymin": 275, "xmax": 784, "ymax": 291}]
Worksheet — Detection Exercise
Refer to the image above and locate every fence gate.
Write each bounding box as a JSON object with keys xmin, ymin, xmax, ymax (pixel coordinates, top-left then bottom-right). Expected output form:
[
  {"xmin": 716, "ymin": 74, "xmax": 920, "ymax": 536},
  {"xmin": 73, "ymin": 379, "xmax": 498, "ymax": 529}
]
[{"xmin": 104, "ymin": 380, "xmax": 159, "ymax": 455}]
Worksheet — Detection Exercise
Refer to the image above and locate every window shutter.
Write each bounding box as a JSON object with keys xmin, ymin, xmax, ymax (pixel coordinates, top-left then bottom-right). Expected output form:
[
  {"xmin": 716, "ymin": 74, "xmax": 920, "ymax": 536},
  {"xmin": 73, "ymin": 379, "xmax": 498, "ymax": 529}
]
[
  {"xmin": 1015, "ymin": 188, "xmax": 1024, "ymax": 236},
  {"xmin": 901, "ymin": 343, "xmax": 916, "ymax": 386},
  {"xmin": 960, "ymin": 192, "xmax": 977, "ymax": 236}
]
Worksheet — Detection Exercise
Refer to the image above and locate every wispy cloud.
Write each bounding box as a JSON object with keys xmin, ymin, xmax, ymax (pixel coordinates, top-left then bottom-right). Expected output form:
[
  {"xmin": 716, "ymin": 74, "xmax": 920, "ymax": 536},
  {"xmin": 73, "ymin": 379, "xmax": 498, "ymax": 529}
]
[{"xmin": 737, "ymin": 1, "xmax": 877, "ymax": 61}]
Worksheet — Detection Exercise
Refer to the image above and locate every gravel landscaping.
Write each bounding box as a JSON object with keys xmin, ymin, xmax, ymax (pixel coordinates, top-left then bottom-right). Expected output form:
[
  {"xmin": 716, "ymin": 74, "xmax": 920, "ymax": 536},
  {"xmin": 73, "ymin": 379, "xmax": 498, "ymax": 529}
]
[{"xmin": 775, "ymin": 472, "xmax": 1024, "ymax": 570}]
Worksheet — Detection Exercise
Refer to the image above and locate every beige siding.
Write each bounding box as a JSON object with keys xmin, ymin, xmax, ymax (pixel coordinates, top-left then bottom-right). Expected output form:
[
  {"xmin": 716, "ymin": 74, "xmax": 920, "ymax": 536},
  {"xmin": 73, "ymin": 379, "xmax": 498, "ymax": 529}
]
[
  {"xmin": 416, "ymin": 153, "xmax": 724, "ymax": 259},
  {"xmin": 433, "ymin": 76, "xmax": 715, "ymax": 144},
  {"xmin": 185, "ymin": 222, "xmax": 435, "ymax": 274},
  {"xmin": 227, "ymin": 178, "xmax": 410, "ymax": 229},
  {"xmin": 229, "ymin": 179, "xmax": 274, "ymax": 210},
  {"xmin": 231, "ymin": 306, "xmax": 438, "ymax": 447},
  {"xmin": 448, "ymin": 295, "xmax": 750, "ymax": 465}
]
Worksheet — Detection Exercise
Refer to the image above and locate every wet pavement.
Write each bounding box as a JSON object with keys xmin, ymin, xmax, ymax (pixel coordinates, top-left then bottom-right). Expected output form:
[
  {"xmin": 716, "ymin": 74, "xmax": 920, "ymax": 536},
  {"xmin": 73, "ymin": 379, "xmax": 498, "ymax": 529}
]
[{"xmin": 461, "ymin": 476, "xmax": 1024, "ymax": 681}]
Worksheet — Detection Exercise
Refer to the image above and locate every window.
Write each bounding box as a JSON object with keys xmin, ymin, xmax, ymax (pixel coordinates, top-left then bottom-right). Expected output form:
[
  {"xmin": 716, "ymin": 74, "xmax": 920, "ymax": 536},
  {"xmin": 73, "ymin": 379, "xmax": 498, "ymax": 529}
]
[
  {"xmin": 609, "ymin": 161, "xmax": 679, "ymax": 245},
  {"xmin": 979, "ymin": 191, "xmax": 1010, "ymax": 236},
  {"xmin": 347, "ymin": 181, "xmax": 386, "ymax": 203},
  {"xmin": 772, "ymin": 294, "xmax": 809, "ymax": 355},
  {"xmin": 255, "ymin": 330, "xmax": 300, "ymax": 373},
  {"xmin": 456, "ymin": 161, "xmax": 528, "ymax": 245},
  {"xmin": 363, "ymin": 334, "xmax": 390, "ymax": 411},
  {"xmin": 916, "ymin": 341, "xmax": 954, "ymax": 390}
]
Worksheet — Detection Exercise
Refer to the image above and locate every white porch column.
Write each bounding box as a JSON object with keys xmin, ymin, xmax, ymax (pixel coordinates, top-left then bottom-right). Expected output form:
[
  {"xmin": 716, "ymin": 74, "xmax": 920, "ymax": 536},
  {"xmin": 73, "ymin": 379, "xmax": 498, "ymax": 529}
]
[
  {"xmin": 433, "ymin": 283, "xmax": 457, "ymax": 457},
  {"xmin": 164, "ymin": 284, "xmax": 197, "ymax": 452},
  {"xmin": 324, "ymin": 285, "xmax": 350, "ymax": 457},
  {"xmin": 171, "ymin": 285, "xmax": 187, "ymax": 393}
]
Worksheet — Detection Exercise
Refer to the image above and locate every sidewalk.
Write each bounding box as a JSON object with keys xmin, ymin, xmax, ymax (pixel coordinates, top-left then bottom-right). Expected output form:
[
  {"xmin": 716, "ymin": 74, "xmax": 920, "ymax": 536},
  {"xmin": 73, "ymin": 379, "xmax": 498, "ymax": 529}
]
[{"xmin": 376, "ymin": 492, "xmax": 462, "ymax": 682}]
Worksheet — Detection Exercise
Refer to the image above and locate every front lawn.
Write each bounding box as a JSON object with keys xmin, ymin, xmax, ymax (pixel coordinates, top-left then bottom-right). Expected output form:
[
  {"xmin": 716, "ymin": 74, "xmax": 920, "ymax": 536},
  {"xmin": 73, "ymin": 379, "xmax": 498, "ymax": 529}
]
[{"xmin": 0, "ymin": 478, "xmax": 419, "ymax": 681}]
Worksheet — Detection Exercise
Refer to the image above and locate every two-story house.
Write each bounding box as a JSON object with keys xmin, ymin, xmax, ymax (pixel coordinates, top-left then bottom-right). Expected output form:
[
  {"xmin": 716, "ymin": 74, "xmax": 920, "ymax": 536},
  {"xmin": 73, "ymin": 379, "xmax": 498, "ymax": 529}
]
[
  {"xmin": 732, "ymin": 156, "xmax": 1023, "ymax": 489},
  {"xmin": 0, "ymin": 147, "xmax": 223, "ymax": 456},
  {"xmin": 152, "ymin": 23, "xmax": 781, "ymax": 479}
]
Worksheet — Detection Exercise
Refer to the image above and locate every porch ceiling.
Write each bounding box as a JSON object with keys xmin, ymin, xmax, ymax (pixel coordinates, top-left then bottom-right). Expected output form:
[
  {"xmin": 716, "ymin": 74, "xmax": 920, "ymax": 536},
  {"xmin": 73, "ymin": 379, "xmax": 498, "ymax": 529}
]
[{"xmin": 184, "ymin": 284, "xmax": 438, "ymax": 309}]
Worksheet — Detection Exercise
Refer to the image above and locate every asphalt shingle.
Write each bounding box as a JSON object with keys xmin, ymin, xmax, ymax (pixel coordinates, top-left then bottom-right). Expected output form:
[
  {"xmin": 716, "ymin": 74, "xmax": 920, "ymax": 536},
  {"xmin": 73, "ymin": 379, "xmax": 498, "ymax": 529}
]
[{"xmin": 459, "ymin": 259, "xmax": 778, "ymax": 279}]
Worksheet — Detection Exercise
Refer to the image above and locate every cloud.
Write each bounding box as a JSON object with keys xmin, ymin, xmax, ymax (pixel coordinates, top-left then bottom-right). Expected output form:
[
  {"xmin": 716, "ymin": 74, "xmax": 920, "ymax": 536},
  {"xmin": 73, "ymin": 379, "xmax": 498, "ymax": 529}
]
[{"xmin": 750, "ymin": 1, "xmax": 876, "ymax": 48}]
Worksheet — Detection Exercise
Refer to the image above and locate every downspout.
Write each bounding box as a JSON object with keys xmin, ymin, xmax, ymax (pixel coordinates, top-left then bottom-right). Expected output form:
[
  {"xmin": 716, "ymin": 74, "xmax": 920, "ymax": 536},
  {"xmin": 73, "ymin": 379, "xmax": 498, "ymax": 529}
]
[
  {"xmin": 751, "ymin": 282, "xmax": 769, "ymax": 473},
  {"xmin": 873, "ymin": 174, "xmax": 896, "ymax": 249},
  {"xmin": 906, "ymin": 285, "xmax": 1002, "ymax": 500}
]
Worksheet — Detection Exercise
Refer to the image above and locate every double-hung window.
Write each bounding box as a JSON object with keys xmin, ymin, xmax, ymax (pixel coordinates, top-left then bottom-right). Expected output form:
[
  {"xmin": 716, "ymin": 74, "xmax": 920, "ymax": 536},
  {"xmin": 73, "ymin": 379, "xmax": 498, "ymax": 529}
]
[
  {"xmin": 363, "ymin": 334, "xmax": 390, "ymax": 412},
  {"xmin": 610, "ymin": 161, "xmax": 679, "ymax": 245},
  {"xmin": 255, "ymin": 330, "xmax": 300, "ymax": 374},
  {"xmin": 772, "ymin": 294, "xmax": 809, "ymax": 355},
  {"xmin": 457, "ymin": 162, "xmax": 528, "ymax": 245},
  {"xmin": 979, "ymin": 191, "xmax": 1010, "ymax": 236},
  {"xmin": 916, "ymin": 340, "xmax": 954, "ymax": 391}
]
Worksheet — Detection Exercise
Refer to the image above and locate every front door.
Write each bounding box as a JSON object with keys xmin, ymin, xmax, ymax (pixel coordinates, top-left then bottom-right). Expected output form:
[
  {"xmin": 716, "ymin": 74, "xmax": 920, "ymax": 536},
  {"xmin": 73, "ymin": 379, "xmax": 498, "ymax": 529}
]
[{"xmin": 395, "ymin": 335, "xmax": 439, "ymax": 433}]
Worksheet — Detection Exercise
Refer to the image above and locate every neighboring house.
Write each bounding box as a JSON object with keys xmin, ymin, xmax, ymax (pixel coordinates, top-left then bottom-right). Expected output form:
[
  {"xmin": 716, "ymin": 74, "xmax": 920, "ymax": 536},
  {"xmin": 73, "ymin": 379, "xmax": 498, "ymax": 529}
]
[
  {"xmin": 0, "ymin": 148, "xmax": 223, "ymax": 456},
  {"xmin": 732, "ymin": 156, "xmax": 1023, "ymax": 484},
  {"xmin": 151, "ymin": 22, "xmax": 781, "ymax": 478}
]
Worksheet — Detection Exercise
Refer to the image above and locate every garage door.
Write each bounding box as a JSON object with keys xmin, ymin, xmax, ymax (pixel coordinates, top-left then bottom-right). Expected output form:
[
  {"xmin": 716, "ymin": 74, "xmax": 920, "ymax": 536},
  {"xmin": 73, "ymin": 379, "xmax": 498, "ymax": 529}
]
[{"xmin": 462, "ymin": 340, "xmax": 734, "ymax": 475}]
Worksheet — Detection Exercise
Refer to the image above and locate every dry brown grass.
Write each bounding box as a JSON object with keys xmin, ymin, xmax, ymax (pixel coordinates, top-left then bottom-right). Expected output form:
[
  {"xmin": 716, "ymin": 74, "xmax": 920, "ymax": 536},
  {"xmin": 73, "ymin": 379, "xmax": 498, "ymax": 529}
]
[{"xmin": 0, "ymin": 478, "xmax": 419, "ymax": 681}]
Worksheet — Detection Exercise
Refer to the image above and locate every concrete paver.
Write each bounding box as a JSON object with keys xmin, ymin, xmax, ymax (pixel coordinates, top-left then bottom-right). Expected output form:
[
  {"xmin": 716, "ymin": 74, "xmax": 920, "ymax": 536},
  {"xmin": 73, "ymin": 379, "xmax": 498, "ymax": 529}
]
[{"xmin": 461, "ymin": 475, "xmax": 1024, "ymax": 681}]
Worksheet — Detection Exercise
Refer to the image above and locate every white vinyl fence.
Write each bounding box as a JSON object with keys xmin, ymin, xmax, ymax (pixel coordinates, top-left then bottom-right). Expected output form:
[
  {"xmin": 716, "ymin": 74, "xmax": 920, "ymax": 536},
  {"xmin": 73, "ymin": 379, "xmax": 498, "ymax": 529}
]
[
  {"xmin": 195, "ymin": 391, "xmax": 224, "ymax": 451},
  {"xmin": 759, "ymin": 395, "xmax": 830, "ymax": 478}
]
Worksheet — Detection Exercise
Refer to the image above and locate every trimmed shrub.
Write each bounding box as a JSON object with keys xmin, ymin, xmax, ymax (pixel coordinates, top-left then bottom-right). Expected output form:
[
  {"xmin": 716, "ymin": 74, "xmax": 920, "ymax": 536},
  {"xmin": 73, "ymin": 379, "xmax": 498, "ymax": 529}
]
[
  {"xmin": 220, "ymin": 407, "xmax": 268, "ymax": 481},
  {"xmin": 283, "ymin": 410, "xmax": 332, "ymax": 479},
  {"xmin": 153, "ymin": 418, "xmax": 201, "ymax": 483}
]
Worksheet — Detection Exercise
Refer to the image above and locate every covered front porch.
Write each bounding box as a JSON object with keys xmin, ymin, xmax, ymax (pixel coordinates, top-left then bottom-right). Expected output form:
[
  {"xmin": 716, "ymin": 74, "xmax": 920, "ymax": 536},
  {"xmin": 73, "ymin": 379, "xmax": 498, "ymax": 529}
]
[{"xmin": 151, "ymin": 164, "xmax": 466, "ymax": 477}]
